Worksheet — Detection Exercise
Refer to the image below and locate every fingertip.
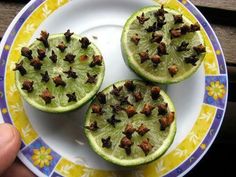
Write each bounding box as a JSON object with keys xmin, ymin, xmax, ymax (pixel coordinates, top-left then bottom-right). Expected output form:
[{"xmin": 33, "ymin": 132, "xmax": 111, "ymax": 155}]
[
  {"xmin": 0, "ymin": 123, "xmax": 21, "ymax": 148},
  {"xmin": 0, "ymin": 123, "xmax": 21, "ymax": 175}
]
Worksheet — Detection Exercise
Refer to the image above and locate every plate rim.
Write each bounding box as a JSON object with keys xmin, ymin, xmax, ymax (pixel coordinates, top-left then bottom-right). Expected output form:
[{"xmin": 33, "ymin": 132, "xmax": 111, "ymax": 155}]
[
  {"xmin": 0, "ymin": 0, "xmax": 228, "ymax": 176},
  {"xmin": 177, "ymin": 2, "xmax": 228, "ymax": 176}
]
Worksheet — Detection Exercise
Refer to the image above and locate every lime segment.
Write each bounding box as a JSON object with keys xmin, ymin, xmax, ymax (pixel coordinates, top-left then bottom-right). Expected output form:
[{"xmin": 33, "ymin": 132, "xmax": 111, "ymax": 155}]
[
  {"xmin": 121, "ymin": 5, "xmax": 206, "ymax": 83},
  {"xmin": 85, "ymin": 80, "xmax": 176, "ymax": 166},
  {"xmin": 14, "ymin": 31, "xmax": 105, "ymax": 112}
]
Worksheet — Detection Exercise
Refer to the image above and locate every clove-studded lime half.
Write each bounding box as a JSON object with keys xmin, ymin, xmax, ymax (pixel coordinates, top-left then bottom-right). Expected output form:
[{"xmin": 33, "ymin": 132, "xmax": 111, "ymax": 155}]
[
  {"xmin": 14, "ymin": 30, "xmax": 105, "ymax": 113},
  {"xmin": 85, "ymin": 80, "xmax": 176, "ymax": 166},
  {"xmin": 121, "ymin": 5, "xmax": 206, "ymax": 83}
]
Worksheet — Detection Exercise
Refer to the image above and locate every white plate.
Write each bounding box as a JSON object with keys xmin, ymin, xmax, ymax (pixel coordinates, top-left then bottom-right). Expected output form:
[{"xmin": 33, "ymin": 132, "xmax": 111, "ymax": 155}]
[{"xmin": 0, "ymin": 0, "xmax": 228, "ymax": 176}]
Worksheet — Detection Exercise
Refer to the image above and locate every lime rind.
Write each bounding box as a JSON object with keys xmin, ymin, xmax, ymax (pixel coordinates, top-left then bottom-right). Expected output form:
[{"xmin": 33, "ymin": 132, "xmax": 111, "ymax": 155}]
[
  {"xmin": 85, "ymin": 80, "xmax": 176, "ymax": 166},
  {"xmin": 15, "ymin": 33, "xmax": 105, "ymax": 113},
  {"xmin": 121, "ymin": 6, "xmax": 205, "ymax": 84}
]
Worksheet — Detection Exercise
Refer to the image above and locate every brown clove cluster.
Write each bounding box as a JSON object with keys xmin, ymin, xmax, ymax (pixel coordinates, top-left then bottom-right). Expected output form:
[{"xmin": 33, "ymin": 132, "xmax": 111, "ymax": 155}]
[
  {"xmin": 120, "ymin": 122, "xmax": 152, "ymax": 155},
  {"xmin": 14, "ymin": 30, "xmax": 103, "ymax": 105},
  {"xmin": 170, "ymin": 22, "xmax": 201, "ymax": 39}
]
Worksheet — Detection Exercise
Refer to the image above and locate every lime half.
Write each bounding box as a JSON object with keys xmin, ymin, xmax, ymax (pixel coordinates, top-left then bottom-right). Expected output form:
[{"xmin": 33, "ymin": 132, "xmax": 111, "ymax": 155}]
[
  {"xmin": 121, "ymin": 5, "xmax": 206, "ymax": 83},
  {"xmin": 14, "ymin": 31, "xmax": 105, "ymax": 112},
  {"xmin": 85, "ymin": 80, "xmax": 176, "ymax": 166}
]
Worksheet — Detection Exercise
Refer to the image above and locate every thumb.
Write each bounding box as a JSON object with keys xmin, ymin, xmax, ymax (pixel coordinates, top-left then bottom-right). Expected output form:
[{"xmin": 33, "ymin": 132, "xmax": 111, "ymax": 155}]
[{"xmin": 0, "ymin": 123, "xmax": 21, "ymax": 175}]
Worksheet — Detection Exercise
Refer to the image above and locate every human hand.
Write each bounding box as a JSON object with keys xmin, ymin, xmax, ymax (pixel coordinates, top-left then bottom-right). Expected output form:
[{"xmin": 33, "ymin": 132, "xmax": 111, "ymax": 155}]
[{"xmin": 0, "ymin": 123, "xmax": 35, "ymax": 177}]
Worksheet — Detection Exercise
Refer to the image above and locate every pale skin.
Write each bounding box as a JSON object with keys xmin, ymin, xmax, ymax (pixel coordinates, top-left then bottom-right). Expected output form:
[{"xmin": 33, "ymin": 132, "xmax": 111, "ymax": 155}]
[{"xmin": 0, "ymin": 123, "xmax": 35, "ymax": 177}]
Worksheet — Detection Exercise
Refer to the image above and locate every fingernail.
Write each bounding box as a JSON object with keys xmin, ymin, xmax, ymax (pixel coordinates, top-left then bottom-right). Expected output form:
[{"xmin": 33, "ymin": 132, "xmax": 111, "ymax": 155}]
[{"xmin": 0, "ymin": 124, "xmax": 15, "ymax": 147}]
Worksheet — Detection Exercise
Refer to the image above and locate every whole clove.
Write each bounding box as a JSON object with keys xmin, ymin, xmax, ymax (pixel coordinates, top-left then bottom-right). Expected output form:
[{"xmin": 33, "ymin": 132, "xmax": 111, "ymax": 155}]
[
  {"xmin": 64, "ymin": 29, "xmax": 74, "ymax": 42},
  {"xmin": 79, "ymin": 37, "xmax": 91, "ymax": 49},
  {"xmin": 66, "ymin": 92, "xmax": 77, "ymax": 102},
  {"xmin": 63, "ymin": 67, "xmax": 78, "ymax": 79},
  {"xmin": 85, "ymin": 121, "xmax": 99, "ymax": 131},
  {"xmin": 138, "ymin": 138, "xmax": 153, "ymax": 156},
  {"xmin": 90, "ymin": 55, "xmax": 103, "ymax": 67},
  {"xmin": 37, "ymin": 31, "xmax": 49, "ymax": 48},
  {"xmin": 30, "ymin": 58, "xmax": 42, "ymax": 70},
  {"xmin": 13, "ymin": 61, "xmax": 27, "ymax": 76},
  {"xmin": 136, "ymin": 123, "xmax": 150, "ymax": 136},
  {"xmin": 64, "ymin": 53, "xmax": 76, "ymax": 63},
  {"xmin": 86, "ymin": 73, "xmax": 97, "ymax": 84},
  {"xmin": 22, "ymin": 80, "xmax": 34, "ymax": 93},
  {"xmin": 21, "ymin": 47, "xmax": 32, "ymax": 60},
  {"xmin": 39, "ymin": 88, "xmax": 55, "ymax": 104},
  {"xmin": 107, "ymin": 115, "xmax": 121, "ymax": 127},
  {"xmin": 139, "ymin": 50, "xmax": 149, "ymax": 63},
  {"xmin": 119, "ymin": 136, "xmax": 134, "ymax": 155},
  {"xmin": 101, "ymin": 136, "xmax": 112, "ymax": 148},
  {"xmin": 137, "ymin": 12, "xmax": 150, "ymax": 25},
  {"xmin": 57, "ymin": 42, "xmax": 67, "ymax": 52},
  {"xmin": 52, "ymin": 75, "xmax": 66, "ymax": 87},
  {"xmin": 49, "ymin": 50, "xmax": 57, "ymax": 63},
  {"xmin": 40, "ymin": 71, "xmax": 50, "ymax": 83},
  {"xmin": 168, "ymin": 65, "xmax": 178, "ymax": 77}
]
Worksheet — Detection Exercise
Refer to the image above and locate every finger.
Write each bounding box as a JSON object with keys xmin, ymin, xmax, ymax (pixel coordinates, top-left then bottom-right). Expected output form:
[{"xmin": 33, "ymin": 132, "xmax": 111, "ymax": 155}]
[
  {"xmin": 1, "ymin": 160, "xmax": 35, "ymax": 177},
  {"xmin": 0, "ymin": 123, "xmax": 21, "ymax": 175}
]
